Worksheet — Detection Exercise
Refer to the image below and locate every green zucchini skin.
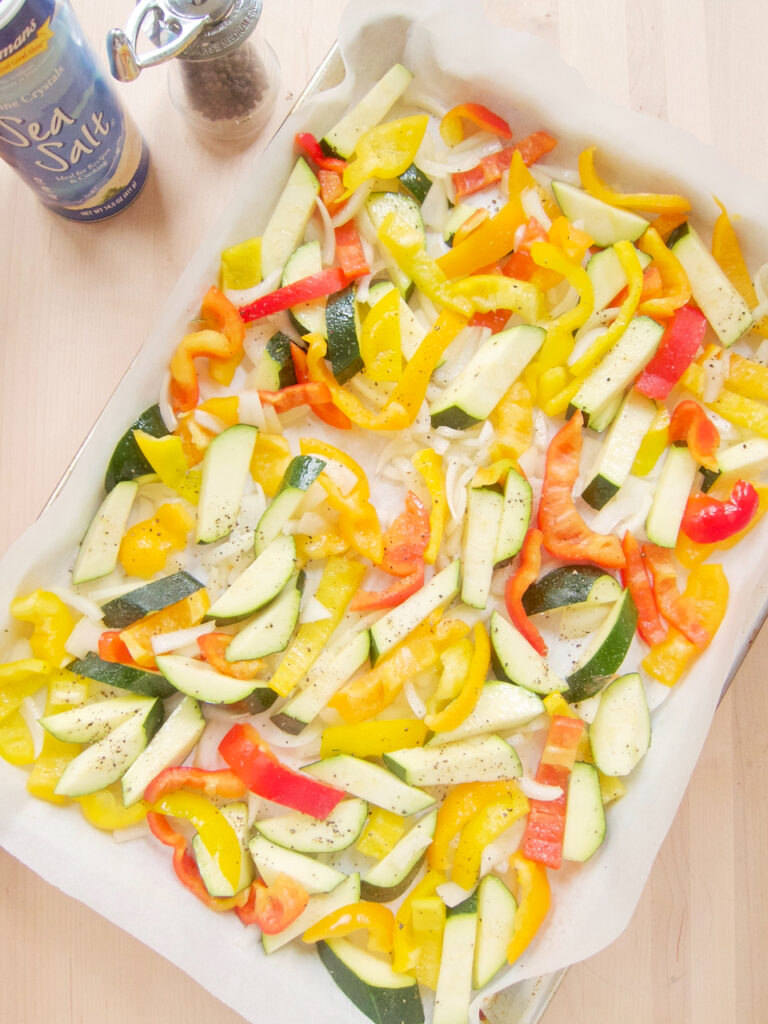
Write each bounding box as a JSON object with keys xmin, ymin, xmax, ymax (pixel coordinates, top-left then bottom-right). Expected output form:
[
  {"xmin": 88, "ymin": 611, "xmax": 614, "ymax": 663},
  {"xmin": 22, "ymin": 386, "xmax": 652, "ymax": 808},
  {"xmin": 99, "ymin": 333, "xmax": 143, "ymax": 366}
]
[
  {"xmin": 325, "ymin": 285, "xmax": 363, "ymax": 382},
  {"xmin": 66, "ymin": 652, "xmax": 176, "ymax": 698},
  {"xmin": 253, "ymin": 332, "xmax": 298, "ymax": 392},
  {"xmin": 104, "ymin": 405, "xmax": 169, "ymax": 492},
  {"xmin": 563, "ymin": 589, "xmax": 638, "ymax": 703},
  {"xmin": 521, "ymin": 565, "xmax": 607, "ymax": 617},
  {"xmin": 100, "ymin": 571, "xmax": 204, "ymax": 629},
  {"xmin": 398, "ymin": 163, "xmax": 433, "ymax": 204},
  {"xmin": 317, "ymin": 940, "xmax": 424, "ymax": 1024}
]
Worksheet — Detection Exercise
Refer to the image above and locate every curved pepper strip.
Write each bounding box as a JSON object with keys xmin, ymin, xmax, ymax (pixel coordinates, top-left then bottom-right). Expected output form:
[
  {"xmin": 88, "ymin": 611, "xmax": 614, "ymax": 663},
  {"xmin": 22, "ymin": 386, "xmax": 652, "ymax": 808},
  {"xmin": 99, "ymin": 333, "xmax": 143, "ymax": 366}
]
[
  {"xmin": 504, "ymin": 528, "xmax": 547, "ymax": 656},
  {"xmin": 451, "ymin": 785, "xmax": 529, "ymax": 890},
  {"xmin": 636, "ymin": 226, "xmax": 691, "ymax": 318},
  {"xmin": 489, "ymin": 380, "xmax": 534, "ymax": 462},
  {"xmin": 305, "ymin": 310, "xmax": 468, "ymax": 432},
  {"xmin": 451, "ymin": 132, "xmax": 557, "ymax": 201},
  {"xmin": 294, "ymin": 131, "xmax": 347, "ymax": 172},
  {"xmin": 547, "ymin": 216, "xmax": 593, "ymax": 265},
  {"xmin": 424, "ymin": 621, "xmax": 490, "ymax": 733},
  {"xmin": 427, "ymin": 637, "xmax": 473, "ymax": 717},
  {"xmin": 641, "ymin": 544, "xmax": 710, "ymax": 647},
  {"xmin": 146, "ymin": 811, "xmax": 249, "ymax": 912},
  {"xmin": 538, "ymin": 412, "xmax": 626, "ymax": 570},
  {"xmin": 642, "ymin": 564, "xmax": 729, "ymax": 686},
  {"xmin": 348, "ymin": 564, "xmax": 425, "ymax": 612},
  {"xmin": 428, "ymin": 780, "xmax": 528, "ymax": 872},
  {"xmin": 451, "ymin": 208, "xmax": 490, "ymax": 247},
  {"xmin": 133, "ymin": 432, "xmax": 201, "ymax": 505},
  {"xmin": 631, "ymin": 407, "xmax": 670, "ymax": 476},
  {"xmin": 711, "ymin": 197, "xmax": 768, "ymax": 338},
  {"xmin": 78, "ymin": 785, "xmax": 148, "ymax": 831},
  {"xmin": 342, "ymin": 116, "xmax": 429, "ymax": 197},
  {"xmin": 445, "ymin": 274, "xmax": 543, "ymax": 323},
  {"xmin": 568, "ymin": 241, "xmax": 643, "ymax": 378},
  {"xmin": 218, "ymin": 723, "xmax": 345, "ymax": 818},
  {"xmin": 329, "ymin": 615, "xmax": 469, "ymax": 724},
  {"xmin": 578, "ymin": 147, "xmax": 691, "ymax": 214},
  {"xmin": 440, "ymin": 102, "xmax": 512, "ymax": 146},
  {"xmin": 680, "ymin": 480, "xmax": 759, "ymax": 544},
  {"xmin": 303, "ymin": 901, "xmax": 396, "ymax": 954},
  {"xmin": 668, "ymin": 399, "xmax": 720, "ymax": 471},
  {"xmin": 412, "ymin": 449, "xmax": 447, "ymax": 565},
  {"xmin": 202, "ymin": 286, "xmax": 246, "ymax": 386},
  {"xmin": 290, "ymin": 342, "xmax": 352, "ymax": 430},
  {"xmin": 11, "ymin": 589, "xmax": 74, "ymax": 665},
  {"xmin": 239, "ymin": 268, "xmax": 348, "ymax": 324},
  {"xmin": 620, "ymin": 532, "xmax": 667, "ymax": 646},
  {"xmin": 259, "ymin": 381, "xmax": 335, "ymax": 414},
  {"xmin": 392, "ymin": 867, "xmax": 447, "ymax": 980},
  {"xmin": 119, "ymin": 502, "xmax": 193, "ymax": 579},
  {"xmin": 169, "ymin": 287, "xmax": 245, "ymax": 412},
  {"xmin": 236, "ymin": 873, "xmax": 310, "ymax": 932},
  {"xmin": 506, "ymin": 852, "xmax": 551, "ymax": 965},
  {"xmin": 675, "ymin": 483, "xmax": 768, "ymax": 568},
  {"xmin": 197, "ymin": 632, "xmax": 264, "ymax": 680},
  {"xmin": 0, "ymin": 658, "xmax": 53, "ymax": 766},
  {"xmin": 150, "ymin": 790, "xmax": 243, "ymax": 891}
]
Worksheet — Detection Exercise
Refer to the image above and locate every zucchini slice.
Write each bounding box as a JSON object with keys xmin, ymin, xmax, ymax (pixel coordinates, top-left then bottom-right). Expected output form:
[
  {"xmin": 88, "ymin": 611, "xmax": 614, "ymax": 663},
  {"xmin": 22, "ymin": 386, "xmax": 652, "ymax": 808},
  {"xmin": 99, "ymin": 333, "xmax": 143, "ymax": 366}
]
[
  {"xmin": 303, "ymin": 755, "xmax": 435, "ymax": 816},
  {"xmin": 249, "ymin": 835, "xmax": 348, "ymax": 895},
  {"xmin": 206, "ymin": 534, "xmax": 297, "ymax": 622},
  {"xmin": 589, "ymin": 671, "xmax": 651, "ymax": 776},
  {"xmin": 369, "ymin": 560, "xmax": 461, "ymax": 663},
  {"xmin": 121, "ymin": 695, "xmax": 206, "ymax": 806},
  {"xmin": 434, "ymin": 893, "xmax": 478, "ymax": 1024},
  {"xmin": 473, "ymin": 874, "xmax": 518, "ymax": 989},
  {"xmin": 195, "ymin": 423, "xmax": 259, "ymax": 544},
  {"xmin": 254, "ymin": 455, "xmax": 326, "ymax": 553},
  {"xmin": 282, "ymin": 241, "xmax": 327, "ymax": 338},
  {"xmin": 425, "ymin": 681, "xmax": 545, "ymax": 746},
  {"xmin": 39, "ymin": 695, "xmax": 156, "ymax": 744},
  {"xmin": 563, "ymin": 588, "xmax": 638, "ymax": 703},
  {"xmin": 580, "ymin": 390, "xmax": 657, "ymax": 509},
  {"xmin": 321, "ymin": 63, "xmax": 414, "ymax": 158},
  {"xmin": 252, "ymin": 331, "xmax": 298, "ymax": 392},
  {"xmin": 260, "ymin": 156, "xmax": 320, "ymax": 278},
  {"xmin": 225, "ymin": 571, "xmax": 304, "ymax": 662},
  {"xmin": 100, "ymin": 570, "xmax": 204, "ymax": 629},
  {"xmin": 193, "ymin": 802, "xmax": 254, "ymax": 898},
  {"xmin": 494, "ymin": 468, "xmax": 532, "ymax": 566},
  {"xmin": 551, "ymin": 180, "xmax": 649, "ymax": 246},
  {"xmin": 490, "ymin": 610, "xmax": 567, "ymax": 695},
  {"xmin": 586, "ymin": 244, "xmax": 653, "ymax": 313},
  {"xmin": 67, "ymin": 651, "xmax": 176, "ymax": 698},
  {"xmin": 253, "ymin": 798, "xmax": 369, "ymax": 854},
  {"xmin": 521, "ymin": 565, "xmax": 612, "ymax": 617},
  {"xmin": 317, "ymin": 937, "xmax": 424, "ymax": 1024},
  {"xmin": 461, "ymin": 485, "xmax": 504, "ymax": 610},
  {"xmin": 398, "ymin": 162, "xmax": 433, "ymax": 204},
  {"xmin": 154, "ymin": 655, "xmax": 277, "ymax": 707},
  {"xmin": 104, "ymin": 404, "xmax": 169, "ymax": 492},
  {"xmin": 384, "ymin": 734, "xmax": 522, "ymax": 787},
  {"xmin": 72, "ymin": 480, "xmax": 139, "ymax": 585},
  {"xmin": 360, "ymin": 810, "xmax": 437, "ymax": 902},
  {"xmin": 325, "ymin": 285, "xmax": 363, "ymax": 382},
  {"xmin": 645, "ymin": 444, "xmax": 698, "ymax": 548},
  {"xmin": 562, "ymin": 762, "xmax": 606, "ymax": 862}
]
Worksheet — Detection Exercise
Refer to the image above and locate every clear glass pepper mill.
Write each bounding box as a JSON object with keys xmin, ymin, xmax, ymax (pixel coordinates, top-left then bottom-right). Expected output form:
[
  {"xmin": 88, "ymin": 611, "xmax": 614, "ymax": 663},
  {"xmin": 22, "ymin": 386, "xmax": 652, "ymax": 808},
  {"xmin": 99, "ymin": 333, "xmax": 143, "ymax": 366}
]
[{"xmin": 107, "ymin": 0, "xmax": 280, "ymax": 144}]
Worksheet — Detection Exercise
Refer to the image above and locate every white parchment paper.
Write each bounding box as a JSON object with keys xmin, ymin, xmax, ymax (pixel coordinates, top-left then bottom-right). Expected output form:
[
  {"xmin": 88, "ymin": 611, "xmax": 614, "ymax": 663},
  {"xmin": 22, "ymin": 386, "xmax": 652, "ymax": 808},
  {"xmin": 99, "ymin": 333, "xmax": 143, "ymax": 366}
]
[{"xmin": 2, "ymin": 1, "xmax": 768, "ymax": 1022}]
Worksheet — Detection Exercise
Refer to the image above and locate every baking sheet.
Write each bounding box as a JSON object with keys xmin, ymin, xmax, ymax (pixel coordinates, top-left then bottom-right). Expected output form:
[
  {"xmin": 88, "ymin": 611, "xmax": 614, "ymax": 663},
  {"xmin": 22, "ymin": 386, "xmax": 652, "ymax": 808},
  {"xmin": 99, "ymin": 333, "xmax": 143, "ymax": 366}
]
[{"xmin": 2, "ymin": 1, "xmax": 768, "ymax": 1023}]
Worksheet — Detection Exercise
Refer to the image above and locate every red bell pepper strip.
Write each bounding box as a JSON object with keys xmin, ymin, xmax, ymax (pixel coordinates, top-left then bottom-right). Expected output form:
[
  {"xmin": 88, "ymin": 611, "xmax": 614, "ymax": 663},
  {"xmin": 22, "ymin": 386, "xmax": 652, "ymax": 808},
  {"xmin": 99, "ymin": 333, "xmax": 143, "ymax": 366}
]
[
  {"xmin": 667, "ymin": 398, "xmax": 720, "ymax": 470},
  {"xmin": 290, "ymin": 340, "xmax": 352, "ymax": 430},
  {"xmin": 515, "ymin": 216, "xmax": 549, "ymax": 253},
  {"xmin": 144, "ymin": 766, "xmax": 248, "ymax": 805},
  {"xmin": 538, "ymin": 412, "xmax": 626, "ymax": 570},
  {"xmin": 452, "ymin": 132, "xmax": 557, "ymax": 200},
  {"xmin": 349, "ymin": 563, "xmax": 426, "ymax": 613},
  {"xmin": 258, "ymin": 381, "xmax": 335, "ymax": 414},
  {"xmin": 239, "ymin": 268, "xmax": 348, "ymax": 323},
  {"xmin": 98, "ymin": 630, "xmax": 143, "ymax": 668},
  {"xmin": 295, "ymin": 132, "xmax": 347, "ymax": 172},
  {"xmin": 235, "ymin": 873, "xmax": 310, "ymax": 932},
  {"xmin": 380, "ymin": 490, "xmax": 431, "ymax": 577},
  {"xmin": 500, "ymin": 250, "xmax": 537, "ymax": 282},
  {"xmin": 522, "ymin": 714, "xmax": 585, "ymax": 869},
  {"xmin": 219, "ymin": 722, "xmax": 346, "ymax": 819},
  {"xmin": 620, "ymin": 532, "xmax": 667, "ymax": 646},
  {"xmin": 334, "ymin": 220, "xmax": 370, "ymax": 282},
  {"xmin": 318, "ymin": 168, "xmax": 346, "ymax": 215},
  {"xmin": 469, "ymin": 309, "xmax": 512, "ymax": 333},
  {"xmin": 504, "ymin": 528, "xmax": 547, "ymax": 656},
  {"xmin": 680, "ymin": 480, "xmax": 759, "ymax": 544},
  {"xmin": 440, "ymin": 102, "xmax": 513, "ymax": 146},
  {"xmin": 197, "ymin": 631, "xmax": 264, "ymax": 680},
  {"xmin": 641, "ymin": 544, "xmax": 710, "ymax": 647},
  {"xmin": 634, "ymin": 305, "xmax": 707, "ymax": 400}
]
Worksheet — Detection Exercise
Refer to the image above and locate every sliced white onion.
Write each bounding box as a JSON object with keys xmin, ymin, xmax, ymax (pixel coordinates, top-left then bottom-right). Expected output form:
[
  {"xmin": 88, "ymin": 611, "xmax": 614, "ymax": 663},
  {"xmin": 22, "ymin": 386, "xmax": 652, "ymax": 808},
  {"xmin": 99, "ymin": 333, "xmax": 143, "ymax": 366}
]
[
  {"xmin": 403, "ymin": 678, "xmax": 427, "ymax": 719},
  {"xmin": 238, "ymin": 388, "xmax": 267, "ymax": 430},
  {"xmin": 300, "ymin": 595, "xmax": 332, "ymax": 624},
  {"xmin": 50, "ymin": 586, "xmax": 104, "ymax": 622},
  {"xmin": 420, "ymin": 180, "xmax": 450, "ymax": 232},
  {"xmin": 702, "ymin": 349, "xmax": 730, "ymax": 403},
  {"xmin": 19, "ymin": 696, "xmax": 45, "ymax": 758},
  {"xmin": 65, "ymin": 616, "xmax": 104, "ymax": 659},
  {"xmin": 521, "ymin": 185, "xmax": 552, "ymax": 230},
  {"xmin": 150, "ymin": 621, "xmax": 217, "ymax": 655},
  {"xmin": 193, "ymin": 409, "xmax": 228, "ymax": 434},
  {"xmin": 225, "ymin": 267, "xmax": 282, "ymax": 308},
  {"xmin": 112, "ymin": 822, "xmax": 151, "ymax": 844},
  {"xmin": 158, "ymin": 370, "xmax": 178, "ymax": 432},
  {"xmin": 314, "ymin": 196, "xmax": 337, "ymax": 266},
  {"xmin": 330, "ymin": 180, "xmax": 375, "ymax": 228},
  {"xmin": 436, "ymin": 881, "xmax": 475, "ymax": 908},
  {"xmin": 480, "ymin": 818, "xmax": 527, "ymax": 876},
  {"xmin": 517, "ymin": 777, "xmax": 563, "ymax": 801}
]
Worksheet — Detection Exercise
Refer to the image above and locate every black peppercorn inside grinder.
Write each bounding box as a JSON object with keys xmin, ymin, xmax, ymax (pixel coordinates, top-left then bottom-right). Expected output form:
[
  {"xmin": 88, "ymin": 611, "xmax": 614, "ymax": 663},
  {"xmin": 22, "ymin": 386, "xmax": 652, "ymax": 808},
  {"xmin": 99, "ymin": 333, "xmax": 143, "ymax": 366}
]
[{"xmin": 107, "ymin": 0, "xmax": 280, "ymax": 143}]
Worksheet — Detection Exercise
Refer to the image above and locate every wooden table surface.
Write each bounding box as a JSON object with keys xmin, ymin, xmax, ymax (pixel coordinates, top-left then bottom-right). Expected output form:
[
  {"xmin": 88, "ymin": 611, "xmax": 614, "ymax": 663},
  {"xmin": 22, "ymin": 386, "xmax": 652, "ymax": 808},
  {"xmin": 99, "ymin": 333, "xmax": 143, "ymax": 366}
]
[{"xmin": 2, "ymin": 1, "xmax": 767, "ymax": 1022}]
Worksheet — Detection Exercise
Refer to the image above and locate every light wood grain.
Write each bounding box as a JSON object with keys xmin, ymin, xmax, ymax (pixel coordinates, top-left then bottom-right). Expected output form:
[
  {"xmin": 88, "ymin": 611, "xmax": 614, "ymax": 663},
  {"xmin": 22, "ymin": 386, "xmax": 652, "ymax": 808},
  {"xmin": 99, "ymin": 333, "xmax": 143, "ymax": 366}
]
[{"xmin": 1, "ymin": 1, "xmax": 767, "ymax": 1022}]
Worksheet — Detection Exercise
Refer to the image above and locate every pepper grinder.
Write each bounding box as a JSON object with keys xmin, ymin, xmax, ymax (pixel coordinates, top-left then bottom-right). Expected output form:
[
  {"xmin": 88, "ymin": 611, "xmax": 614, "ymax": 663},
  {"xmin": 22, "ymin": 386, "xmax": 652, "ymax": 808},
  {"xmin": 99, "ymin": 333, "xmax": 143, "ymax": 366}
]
[{"xmin": 107, "ymin": 0, "xmax": 280, "ymax": 144}]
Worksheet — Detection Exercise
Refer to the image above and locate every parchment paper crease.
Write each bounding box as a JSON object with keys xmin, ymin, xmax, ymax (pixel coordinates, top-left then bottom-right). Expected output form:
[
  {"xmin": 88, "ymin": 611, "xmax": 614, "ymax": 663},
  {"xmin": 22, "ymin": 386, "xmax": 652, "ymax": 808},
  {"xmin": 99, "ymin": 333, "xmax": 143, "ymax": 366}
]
[{"xmin": 2, "ymin": 1, "xmax": 768, "ymax": 1022}]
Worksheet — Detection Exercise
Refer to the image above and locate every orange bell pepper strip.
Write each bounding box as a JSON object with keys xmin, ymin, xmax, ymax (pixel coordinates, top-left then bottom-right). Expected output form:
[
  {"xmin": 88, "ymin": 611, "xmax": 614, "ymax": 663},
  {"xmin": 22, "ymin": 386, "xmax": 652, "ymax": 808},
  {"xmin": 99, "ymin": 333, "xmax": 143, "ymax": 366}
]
[
  {"xmin": 504, "ymin": 528, "xmax": 547, "ymax": 656},
  {"xmin": 642, "ymin": 563, "xmax": 729, "ymax": 686},
  {"xmin": 668, "ymin": 399, "xmax": 720, "ymax": 471},
  {"xmin": 424, "ymin": 621, "xmax": 490, "ymax": 733},
  {"xmin": 438, "ymin": 185, "xmax": 529, "ymax": 279},
  {"xmin": 538, "ymin": 412, "xmax": 626, "ymax": 570},
  {"xmin": 578, "ymin": 147, "xmax": 691, "ymax": 214},
  {"xmin": 620, "ymin": 532, "xmax": 667, "ymax": 646},
  {"xmin": 303, "ymin": 901, "xmax": 396, "ymax": 954},
  {"xmin": 291, "ymin": 342, "xmax": 352, "ymax": 430},
  {"xmin": 380, "ymin": 490, "xmax": 431, "ymax": 577},
  {"xmin": 197, "ymin": 632, "xmax": 264, "ymax": 680},
  {"xmin": 203, "ymin": 286, "xmax": 247, "ymax": 386},
  {"xmin": 119, "ymin": 589, "xmax": 211, "ymax": 668},
  {"xmin": 506, "ymin": 852, "xmax": 551, "ymax": 964},
  {"xmin": 711, "ymin": 197, "xmax": 768, "ymax": 338},
  {"xmin": 97, "ymin": 630, "xmax": 143, "ymax": 668},
  {"xmin": 451, "ymin": 208, "xmax": 490, "ymax": 247},
  {"xmin": 318, "ymin": 168, "xmax": 346, "ymax": 215},
  {"xmin": 169, "ymin": 287, "xmax": 245, "ymax": 412},
  {"xmin": 636, "ymin": 226, "xmax": 691, "ymax": 319},
  {"xmin": 522, "ymin": 715, "xmax": 585, "ymax": 869},
  {"xmin": 440, "ymin": 102, "xmax": 512, "ymax": 146},
  {"xmin": 236, "ymin": 873, "xmax": 310, "ymax": 933},
  {"xmin": 641, "ymin": 544, "xmax": 710, "ymax": 647}
]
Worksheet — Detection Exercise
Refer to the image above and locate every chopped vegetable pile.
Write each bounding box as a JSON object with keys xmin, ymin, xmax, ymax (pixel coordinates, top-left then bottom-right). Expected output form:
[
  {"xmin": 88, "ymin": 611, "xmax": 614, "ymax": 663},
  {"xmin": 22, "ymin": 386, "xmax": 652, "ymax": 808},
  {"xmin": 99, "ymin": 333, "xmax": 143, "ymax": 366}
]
[{"xmin": 5, "ymin": 60, "xmax": 768, "ymax": 1024}]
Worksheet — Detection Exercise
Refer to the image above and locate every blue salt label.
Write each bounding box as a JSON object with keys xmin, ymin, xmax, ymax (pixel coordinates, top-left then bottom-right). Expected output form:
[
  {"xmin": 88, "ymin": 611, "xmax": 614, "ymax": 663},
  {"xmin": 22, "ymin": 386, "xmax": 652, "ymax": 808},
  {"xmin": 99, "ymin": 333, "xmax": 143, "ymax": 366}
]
[{"xmin": 0, "ymin": 0, "xmax": 149, "ymax": 220}]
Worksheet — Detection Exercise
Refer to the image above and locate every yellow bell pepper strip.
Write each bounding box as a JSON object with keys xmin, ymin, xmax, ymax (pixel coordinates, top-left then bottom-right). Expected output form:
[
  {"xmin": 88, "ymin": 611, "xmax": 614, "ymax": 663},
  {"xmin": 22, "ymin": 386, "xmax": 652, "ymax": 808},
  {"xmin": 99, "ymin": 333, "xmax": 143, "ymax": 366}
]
[
  {"xmin": 578, "ymin": 146, "xmax": 691, "ymax": 214},
  {"xmin": 547, "ymin": 215, "xmax": 594, "ymax": 265},
  {"xmin": 488, "ymin": 380, "xmax": 534, "ymax": 461},
  {"xmin": 303, "ymin": 901, "xmax": 396, "ymax": 955},
  {"xmin": 119, "ymin": 502, "xmax": 194, "ymax": 579},
  {"xmin": 377, "ymin": 212, "xmax": 473, "ymax": 316},
  {"xmin": 711, "ymin": 197, "xmax": 768, "ymax": 338},
  {"xmin": 451, "ymin": 784, "xmax": 529, "ymax": 889},
  {"xmin": 250, "ymin": 433, "xmax": 292, "ymax": 497},
  {"xmin": 220, "ymin": 237, "xmax": 262, "ymax": 290},
  {"xmin": 119, "ymin": 589, "xmax": 211, "ymax": 668},
  {"xmin": 305, "ymin": 309, "xmax": 469, "ymax": 432},
  {"xmin": 676, "ymin": 484, "xmax": 768, "ymax": 568},
  {"xmin": 197, "ymin": 632, "xmax": 264, "ymax": 681},
  {"xmin": 0, "ymin": 658, "xmax": 52, "ymax": 766},
  {"xmin": 27, "ymin": 671, "xmax": 83, "ymax": 804},
  {"xmin": 427, "ymin": 636, "xmax": 474, "ymax": 717},
  {"xmin": 411, "ymin": 897, "xmax": 446, "ymax": 936},
  {"xmin": 268, "ymin": 556, "xmax": 366, "ymax": 698},
  {"xmin": 295, "ymin": 530, "xmax": 348, "ymax": 563},
  {"xmin": 682, "ymin": 361, "xmax": 768, "ymax": 438},
  {"xmin": 440, "ymin": 102, "xmax": 512, "ymax": 146},
  {"xmin": 522, "ymin": 714, "xmax": 586, "ymax": 869},
  {"xmin": 568, "ymin": 241, "xmax": 643, "ymax": 378},
  {"xmin": 412, "ymin": 449, "xmax": 447, "ymax": 565},
  {"xmin": 636, "ymin": 226, "xmax": 691, "ymax": 319},
  {"xmin": 0, "ymin": 712, "xmax": 36, "ymax": 766},
  {"xmin": 11, "ymin": 589, "xmax": 74, "ymax": 665},
  {"xmin": 506, "ymin": 851, "xmax": 552, "ymax": 965},
  {"xmin": 300, "ymin": 449, "xmax": 380, "ymax": 566},
  {"xmin": 133, "ymin": 431, "xmax": 201, "ymax": 504},
  {"xmin": 329, "ymin": 615, "xmax": 469, "ymax": 724},
  {"xmin": 356, "ymin": 807, "xmax": 407, "ymax": 859},
  {"xmin": 642, "ymin": 563, "xmax": 729, "ymax": 686},
  {"xmin": 631, "ymin": 407, "xmax": 670, "ymax": 476},
  {"xmin": 428, "ymin": 779, "xmax": 527, "ymax": 872},
  {"xmin": 445, "ymin": 274, "xmax": 544, "ymax": 323},
  {"xmin": 342, "ymin": 116, "xmax": 429, "ymax": 197},
  {"xmin": 321, "ymin": 718, "xmax": 428, "ymax": 759},
  {"xmin": 150, "ymin": 790, "xmax": 243, "ymax": 891},
  {"xmin": 724, "ymin": 351, "xmax": 768, "ymax": 402},
  {"xmin": 78, "ymin": 784, "xmax": 148, "ymax": 830},
  {"xmin": 200, "ymin": 395, "xmax": 240, "ymax": 425},
  {"xmin": 359, "ymin": 286, "xmax": 403, "ymax": 382},
  {"xmin": 472, "ymin": 458, "xmax": 514, "ymax": 490},
  {"xmin": 392, "ymin": 867, "xmax": 447, "ymax": 980},
  {"xmin": 424, "ymin": 621, "xmax": 490, "ymax": 733}
]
